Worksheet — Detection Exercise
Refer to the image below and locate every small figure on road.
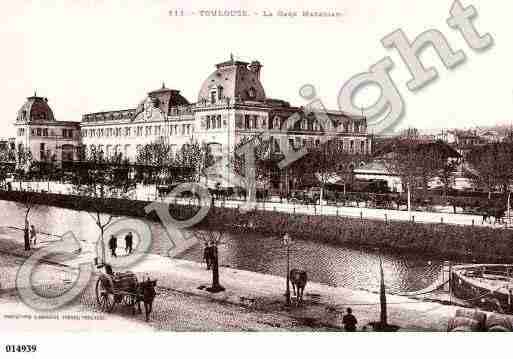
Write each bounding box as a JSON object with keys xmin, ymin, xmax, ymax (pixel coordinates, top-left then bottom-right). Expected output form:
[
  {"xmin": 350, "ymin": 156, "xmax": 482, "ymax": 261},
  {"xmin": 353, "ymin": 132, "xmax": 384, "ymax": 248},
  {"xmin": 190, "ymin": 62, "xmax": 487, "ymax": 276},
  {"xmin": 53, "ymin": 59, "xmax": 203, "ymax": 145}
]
[
  {"xmin": 108, "ymin": 235, "xmax": 117, "ymax": 257},
  {"xmin": 203, "ymin": 242, "xmax": 213, "ymax": 270},
  {"xmin": 125, "ymin": 231, "xmax": 133, "ymax": 255},
  {"xmin": 30, "ymin": 224, "xmax": 37, "ymax": 246},
  {"xmin": 342, "ymin": 307, "xmax": 357, "ymax": 332}
]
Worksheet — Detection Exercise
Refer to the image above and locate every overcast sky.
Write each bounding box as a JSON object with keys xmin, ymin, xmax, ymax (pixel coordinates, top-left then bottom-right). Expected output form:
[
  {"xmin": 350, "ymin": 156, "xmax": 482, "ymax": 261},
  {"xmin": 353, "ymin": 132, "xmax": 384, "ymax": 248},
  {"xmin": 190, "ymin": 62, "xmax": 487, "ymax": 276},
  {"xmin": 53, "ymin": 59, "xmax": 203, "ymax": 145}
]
[{"xmin": 0, "ymin": 0, "xmax": 510, "ymax": 136}]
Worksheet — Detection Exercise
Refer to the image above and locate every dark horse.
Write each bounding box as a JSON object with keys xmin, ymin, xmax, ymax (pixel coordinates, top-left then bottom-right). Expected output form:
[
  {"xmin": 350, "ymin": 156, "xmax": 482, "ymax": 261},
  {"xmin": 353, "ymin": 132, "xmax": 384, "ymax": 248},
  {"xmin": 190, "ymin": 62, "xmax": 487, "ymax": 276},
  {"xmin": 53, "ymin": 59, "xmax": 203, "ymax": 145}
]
[
  {"xmin": 138, "ymin": 279, "xmax": 158, "ymax": 321},
  {"xmin": 289, "ymin": 269, "xmax": 308, "ymax": 304}
]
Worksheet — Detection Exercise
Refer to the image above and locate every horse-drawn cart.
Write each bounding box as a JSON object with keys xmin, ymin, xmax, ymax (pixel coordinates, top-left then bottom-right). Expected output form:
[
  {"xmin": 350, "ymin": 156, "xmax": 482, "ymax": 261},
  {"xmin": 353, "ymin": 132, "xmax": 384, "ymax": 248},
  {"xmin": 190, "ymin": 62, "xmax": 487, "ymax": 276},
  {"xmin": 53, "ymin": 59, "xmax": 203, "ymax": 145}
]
[
  {"xmin": 95, "ymin": 271, "xmax": 140, "ymax": 313},
  {"xmin": 95, "ymin": 265, "xmax": 157, "ymax": 320}
]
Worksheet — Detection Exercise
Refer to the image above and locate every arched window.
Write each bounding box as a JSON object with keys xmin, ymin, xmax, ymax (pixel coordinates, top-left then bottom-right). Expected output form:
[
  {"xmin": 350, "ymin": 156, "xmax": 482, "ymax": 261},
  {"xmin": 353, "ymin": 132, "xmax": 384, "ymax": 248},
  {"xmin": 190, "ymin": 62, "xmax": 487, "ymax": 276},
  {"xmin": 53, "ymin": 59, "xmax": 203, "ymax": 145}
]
[{"xmin": 273, "ymin": 116, "xmax": 280, "ymax": 130}]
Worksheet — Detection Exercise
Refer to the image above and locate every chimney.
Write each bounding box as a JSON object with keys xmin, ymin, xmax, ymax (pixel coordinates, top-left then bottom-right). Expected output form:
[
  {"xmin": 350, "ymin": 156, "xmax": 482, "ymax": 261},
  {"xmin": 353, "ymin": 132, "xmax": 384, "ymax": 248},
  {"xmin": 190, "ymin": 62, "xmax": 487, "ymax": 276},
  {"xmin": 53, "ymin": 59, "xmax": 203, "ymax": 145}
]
[{"xmin": 248, "ymin": 61, "xmax": 262, "ymax": 80}]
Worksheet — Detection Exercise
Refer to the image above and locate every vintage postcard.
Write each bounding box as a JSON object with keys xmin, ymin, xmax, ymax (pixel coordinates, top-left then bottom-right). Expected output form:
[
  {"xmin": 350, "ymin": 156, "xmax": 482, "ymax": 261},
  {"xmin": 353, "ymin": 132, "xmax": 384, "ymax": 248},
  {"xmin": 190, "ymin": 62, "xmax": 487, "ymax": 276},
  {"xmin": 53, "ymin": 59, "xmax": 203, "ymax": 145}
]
[{"xmin": 0, "ymin": 0, "xmax": 511, "ymax": 357}]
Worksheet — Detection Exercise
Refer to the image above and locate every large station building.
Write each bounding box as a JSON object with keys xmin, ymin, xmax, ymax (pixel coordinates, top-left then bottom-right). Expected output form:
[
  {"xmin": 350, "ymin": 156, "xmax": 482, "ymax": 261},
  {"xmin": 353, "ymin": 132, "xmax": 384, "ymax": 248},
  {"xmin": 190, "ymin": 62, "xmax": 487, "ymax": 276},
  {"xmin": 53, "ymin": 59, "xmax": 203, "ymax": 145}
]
[{"xmin": 15, "ymin": 57, "xmax": 372, "ymax": 171}]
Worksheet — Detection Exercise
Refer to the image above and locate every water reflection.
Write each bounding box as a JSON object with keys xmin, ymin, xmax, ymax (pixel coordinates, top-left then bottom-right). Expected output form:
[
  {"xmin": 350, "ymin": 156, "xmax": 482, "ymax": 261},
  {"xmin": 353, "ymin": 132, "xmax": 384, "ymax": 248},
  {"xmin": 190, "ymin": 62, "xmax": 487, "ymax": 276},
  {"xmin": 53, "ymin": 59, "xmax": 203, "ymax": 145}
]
[
  {"xmin": 0, "ymin": 200, "xmax": 442, "ymax": 292},
  {"xmin": 179, "ymin": 232, "xmax": 442, "ymax": 292}
]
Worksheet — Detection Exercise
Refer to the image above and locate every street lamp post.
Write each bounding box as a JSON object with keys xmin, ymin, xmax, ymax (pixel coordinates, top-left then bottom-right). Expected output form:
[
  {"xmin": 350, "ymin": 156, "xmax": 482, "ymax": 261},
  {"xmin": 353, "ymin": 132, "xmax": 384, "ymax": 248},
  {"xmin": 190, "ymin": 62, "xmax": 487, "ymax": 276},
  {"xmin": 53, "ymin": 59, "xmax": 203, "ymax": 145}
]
[{"xmin": 283, "ymin": 233, "xmax": 292, "ymax": 306}]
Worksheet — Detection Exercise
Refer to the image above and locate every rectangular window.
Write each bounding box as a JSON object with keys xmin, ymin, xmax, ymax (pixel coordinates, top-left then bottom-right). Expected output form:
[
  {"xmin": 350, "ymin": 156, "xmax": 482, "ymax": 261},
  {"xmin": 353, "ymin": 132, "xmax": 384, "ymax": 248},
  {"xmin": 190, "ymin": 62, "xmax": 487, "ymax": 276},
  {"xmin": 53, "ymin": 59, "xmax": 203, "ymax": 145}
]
[
  {"xmin": 360, "ymin": 141, "xmax": 365, "ymax": 153},
  {"xmin": 217, "ymin": 115, "xmax": 221, "ymax": 129},
  {"xmin": 211, "ymin": 91, "xmax": 216, "ymax": 104},
  {"xmin": 245, "ymin": 115, "xmax": 250, "ymax": 129},
  {"xmin": 350, "ymin": 140, "xmax": 354, "ymax": 153},
  {"xmin": 182, "ymin": 124, "xmax": 186, "ymax": 135},
  {"xmin": 36, "ymin": 128, "xmax": 41, "ymax": 136},
  {"xmin": 43, "ymin": 128, "xmax": 48, "ymax": 137}
]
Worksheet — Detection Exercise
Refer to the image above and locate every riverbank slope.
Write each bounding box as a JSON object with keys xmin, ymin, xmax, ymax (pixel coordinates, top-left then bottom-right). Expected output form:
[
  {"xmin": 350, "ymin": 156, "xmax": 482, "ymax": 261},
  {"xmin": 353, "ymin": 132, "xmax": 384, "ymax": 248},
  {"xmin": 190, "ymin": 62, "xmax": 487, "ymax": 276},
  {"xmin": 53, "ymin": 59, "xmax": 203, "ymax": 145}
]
[{"xmin": 1, "ymin": 190, "xmax": 511, "ymax": 263}]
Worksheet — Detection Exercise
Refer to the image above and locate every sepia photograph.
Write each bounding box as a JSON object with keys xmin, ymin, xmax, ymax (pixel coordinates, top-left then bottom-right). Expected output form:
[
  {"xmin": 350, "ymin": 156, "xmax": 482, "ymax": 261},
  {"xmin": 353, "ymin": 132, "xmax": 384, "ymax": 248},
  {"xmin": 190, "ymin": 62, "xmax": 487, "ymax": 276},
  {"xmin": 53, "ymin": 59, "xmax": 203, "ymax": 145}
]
[{"xmin": 0, "ymin": 0, "xmax": 511, "ymax": 357}]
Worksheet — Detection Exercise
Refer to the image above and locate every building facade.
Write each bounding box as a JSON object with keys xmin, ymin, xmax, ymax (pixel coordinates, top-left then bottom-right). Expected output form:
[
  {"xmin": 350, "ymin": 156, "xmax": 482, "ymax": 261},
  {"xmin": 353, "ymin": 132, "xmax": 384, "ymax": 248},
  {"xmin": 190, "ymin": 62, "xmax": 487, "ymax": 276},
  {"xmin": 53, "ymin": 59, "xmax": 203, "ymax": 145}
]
[
  {"xmin": 80, "ymin": 57, "xmax": 372, "ymax": 164},
  {"xmin": 14, "ymin": 94, "xmax": 81, "ymax": 164},
  {"xmin": 14, "ymin": 58, "xmax": 372, "ymax": 179}
]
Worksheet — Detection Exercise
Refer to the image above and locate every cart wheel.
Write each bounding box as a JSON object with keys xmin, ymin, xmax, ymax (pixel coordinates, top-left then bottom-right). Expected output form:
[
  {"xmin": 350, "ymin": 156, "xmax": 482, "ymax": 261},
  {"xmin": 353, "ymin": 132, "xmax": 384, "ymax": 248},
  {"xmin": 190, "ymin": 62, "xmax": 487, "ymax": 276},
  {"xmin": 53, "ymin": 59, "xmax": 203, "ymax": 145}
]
[{"xmin": 95, "ymin": 276, "xmax": 116, "ymax": 312}]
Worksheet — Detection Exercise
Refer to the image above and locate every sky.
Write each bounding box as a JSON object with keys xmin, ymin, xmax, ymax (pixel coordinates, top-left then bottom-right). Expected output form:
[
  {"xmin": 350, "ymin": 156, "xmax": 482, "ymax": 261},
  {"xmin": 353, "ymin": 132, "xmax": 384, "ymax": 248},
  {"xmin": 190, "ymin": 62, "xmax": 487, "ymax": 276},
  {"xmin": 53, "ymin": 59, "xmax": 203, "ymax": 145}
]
[{"xmin": 0, "ymin": 0, "xmax": 511, "ymax": 137}]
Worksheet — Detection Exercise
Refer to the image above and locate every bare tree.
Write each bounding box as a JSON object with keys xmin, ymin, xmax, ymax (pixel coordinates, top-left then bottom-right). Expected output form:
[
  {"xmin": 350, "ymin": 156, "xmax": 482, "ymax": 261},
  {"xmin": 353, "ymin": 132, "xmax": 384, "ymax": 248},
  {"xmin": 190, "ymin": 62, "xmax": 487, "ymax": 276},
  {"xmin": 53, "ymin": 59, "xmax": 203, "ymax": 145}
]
[
  {"xmin": 71, "ymin": 147, "xmax": 129, "ymax": 263},
  {"xmin": 191, "ymin": 225, "xmax": 226, "ymax": 293}
]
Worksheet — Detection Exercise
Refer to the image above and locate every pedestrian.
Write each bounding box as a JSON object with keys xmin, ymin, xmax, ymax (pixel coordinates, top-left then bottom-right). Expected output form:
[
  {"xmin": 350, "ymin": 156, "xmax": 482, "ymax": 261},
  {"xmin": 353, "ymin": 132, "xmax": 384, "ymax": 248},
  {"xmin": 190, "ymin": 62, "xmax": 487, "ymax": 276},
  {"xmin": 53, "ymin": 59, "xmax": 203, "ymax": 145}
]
[
  {"xmin": 30, "ymin": 224, "xmax": 37, "ymax": 246},
  {"xmin": 125, "ymin": 231, "xmax": 133, "ymax": 255},
  {"xmin": 108, "ymin": 235, "xmax": 117, "ymax": 257},
  {"xmin": 203, "ymin": 242, "xmax": 212, "ymax": 270},
  {"xmin": 342, "ymin": 307, "xmax": 357, "ymax": 332}
]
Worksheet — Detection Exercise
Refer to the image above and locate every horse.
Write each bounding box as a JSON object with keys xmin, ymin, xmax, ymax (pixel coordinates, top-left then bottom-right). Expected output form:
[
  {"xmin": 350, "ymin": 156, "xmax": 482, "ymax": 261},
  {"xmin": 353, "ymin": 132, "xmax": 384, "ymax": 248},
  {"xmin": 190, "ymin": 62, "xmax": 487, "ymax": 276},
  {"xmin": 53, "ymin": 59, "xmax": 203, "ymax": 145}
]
[
  {"xmin": 289, "ymin": 269, "xmax": 307, "ymax": 304},
  {"xmin": 137, "ymin": 279, "xmax": 158, "ymax": 321}
]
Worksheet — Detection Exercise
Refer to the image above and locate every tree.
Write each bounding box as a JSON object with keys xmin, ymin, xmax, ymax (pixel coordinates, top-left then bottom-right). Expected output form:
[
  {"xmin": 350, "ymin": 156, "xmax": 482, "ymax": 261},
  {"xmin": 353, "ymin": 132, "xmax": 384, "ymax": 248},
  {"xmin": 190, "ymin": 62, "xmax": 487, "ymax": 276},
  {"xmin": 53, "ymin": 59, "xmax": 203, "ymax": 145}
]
[
  {"xmin": 191, "ymin": 224, "xmax": 226, "ymax": 293},
  {"xmin": 466, "ymin": 143, "xmax": 513, "ymax": 200},
  {"xmin": 15, "ymin": 146, "xmax": 33, "ymax": 190},
  {"xmin": 231, "ymin": 134, "xmax": 283, "ymax": 194},
  {"xmin": 136, "ymin": 142, "xmax": 174, "ymax": 196},
  {"xmin": 15, "ymin": 189, "xmax": 40, "ymax": 251},
  {"xmin": 385, "ymin": 137, "xmax": 450, "ymax": 215},
  {"xmin": 287, "ymin": 139, "xmax": 367, "ymax": 203},
  {"xmin": 439, "ymin": 159, "xmax": 458, "ymax": 197},
  {"xmin": 175, "ymin": 140, "xmax": 203, "ymax": 183},
  {"xmin": 379, "ymin": 257, "xmax": 387, "ymax": 328},
  {"xmin": 71, "ymin": 147, "xmax": 130, "ymax": 263}
]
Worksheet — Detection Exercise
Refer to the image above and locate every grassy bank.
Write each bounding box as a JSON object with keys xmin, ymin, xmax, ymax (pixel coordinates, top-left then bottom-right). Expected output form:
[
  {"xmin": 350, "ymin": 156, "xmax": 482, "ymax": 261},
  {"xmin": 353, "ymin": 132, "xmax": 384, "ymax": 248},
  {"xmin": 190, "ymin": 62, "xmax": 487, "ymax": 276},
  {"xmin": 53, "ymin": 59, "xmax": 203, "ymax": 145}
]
[{"xmin": 0, "ymin": 190, "xmax": 512, "ymax": 263}]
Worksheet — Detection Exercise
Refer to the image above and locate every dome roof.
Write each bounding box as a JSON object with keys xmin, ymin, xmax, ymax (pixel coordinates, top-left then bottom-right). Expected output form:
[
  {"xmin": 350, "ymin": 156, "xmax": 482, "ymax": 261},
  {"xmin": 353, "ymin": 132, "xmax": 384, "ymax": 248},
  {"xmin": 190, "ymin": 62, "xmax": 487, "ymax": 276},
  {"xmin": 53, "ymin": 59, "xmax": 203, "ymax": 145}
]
[
  {"xmin": 16, "ymin": 94, "xmax": 55, "ymax": 123},
  {"xmin": 134, "ymin": 83, "xmax": 190, "ymax": 118},
  {"xmin": 197, "ymin": 59, "xmax": 266, "ymax": 103}
]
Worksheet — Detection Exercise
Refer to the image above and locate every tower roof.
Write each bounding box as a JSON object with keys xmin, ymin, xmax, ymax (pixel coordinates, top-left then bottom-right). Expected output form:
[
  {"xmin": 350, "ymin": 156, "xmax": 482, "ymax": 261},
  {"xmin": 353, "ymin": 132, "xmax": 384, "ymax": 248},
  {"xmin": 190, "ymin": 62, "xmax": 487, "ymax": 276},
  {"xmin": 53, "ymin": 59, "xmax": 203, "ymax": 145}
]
[
  {"xmin": 16, "ymin": 94, "xmax": 55, "ymax": 123},
  {"xmin": 198, "ymin": 57, "xmax": 266, "ymax": 103}
]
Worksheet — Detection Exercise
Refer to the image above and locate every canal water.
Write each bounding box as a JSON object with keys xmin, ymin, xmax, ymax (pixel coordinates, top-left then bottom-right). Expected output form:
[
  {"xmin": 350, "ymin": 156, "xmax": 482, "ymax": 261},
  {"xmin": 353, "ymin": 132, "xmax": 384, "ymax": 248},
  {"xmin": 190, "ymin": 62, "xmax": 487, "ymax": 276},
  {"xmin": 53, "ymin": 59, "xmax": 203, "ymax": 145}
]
[{"xmin": 0, "ymin": 200, "xmax": 442, "ymax": 293}]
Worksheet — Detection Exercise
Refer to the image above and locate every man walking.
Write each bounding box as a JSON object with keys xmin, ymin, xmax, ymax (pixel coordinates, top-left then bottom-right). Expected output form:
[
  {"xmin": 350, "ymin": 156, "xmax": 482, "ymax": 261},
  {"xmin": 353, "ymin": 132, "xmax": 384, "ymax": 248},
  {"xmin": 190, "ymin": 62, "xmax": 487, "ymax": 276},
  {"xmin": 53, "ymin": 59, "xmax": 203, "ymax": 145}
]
[
  {"xmin": 125, "ymin": 231, "xmax": 133, "ymax": 255},
  {"xmin": 108, "ymin": 235, "xmax": 117, "ymax": 257},
  {"xmin": 30, "ymin": 224, "xmax": 37, "ymax": 246},
  {"xmin": 203, "ymin": 242, "xmax": 212, "ymax": 270},
  {"xmin": 342, "ymin": 307, "xmax": 357, "ymax": 332}
]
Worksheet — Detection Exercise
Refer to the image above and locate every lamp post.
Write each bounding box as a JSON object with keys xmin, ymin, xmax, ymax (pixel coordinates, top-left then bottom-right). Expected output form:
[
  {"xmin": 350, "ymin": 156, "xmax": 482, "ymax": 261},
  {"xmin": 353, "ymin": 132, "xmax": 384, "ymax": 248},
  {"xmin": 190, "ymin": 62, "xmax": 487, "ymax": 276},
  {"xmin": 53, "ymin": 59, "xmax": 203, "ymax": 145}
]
[{"xmin": 283, "ymin": 232, "xmax": 292, "ymax": 306}]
